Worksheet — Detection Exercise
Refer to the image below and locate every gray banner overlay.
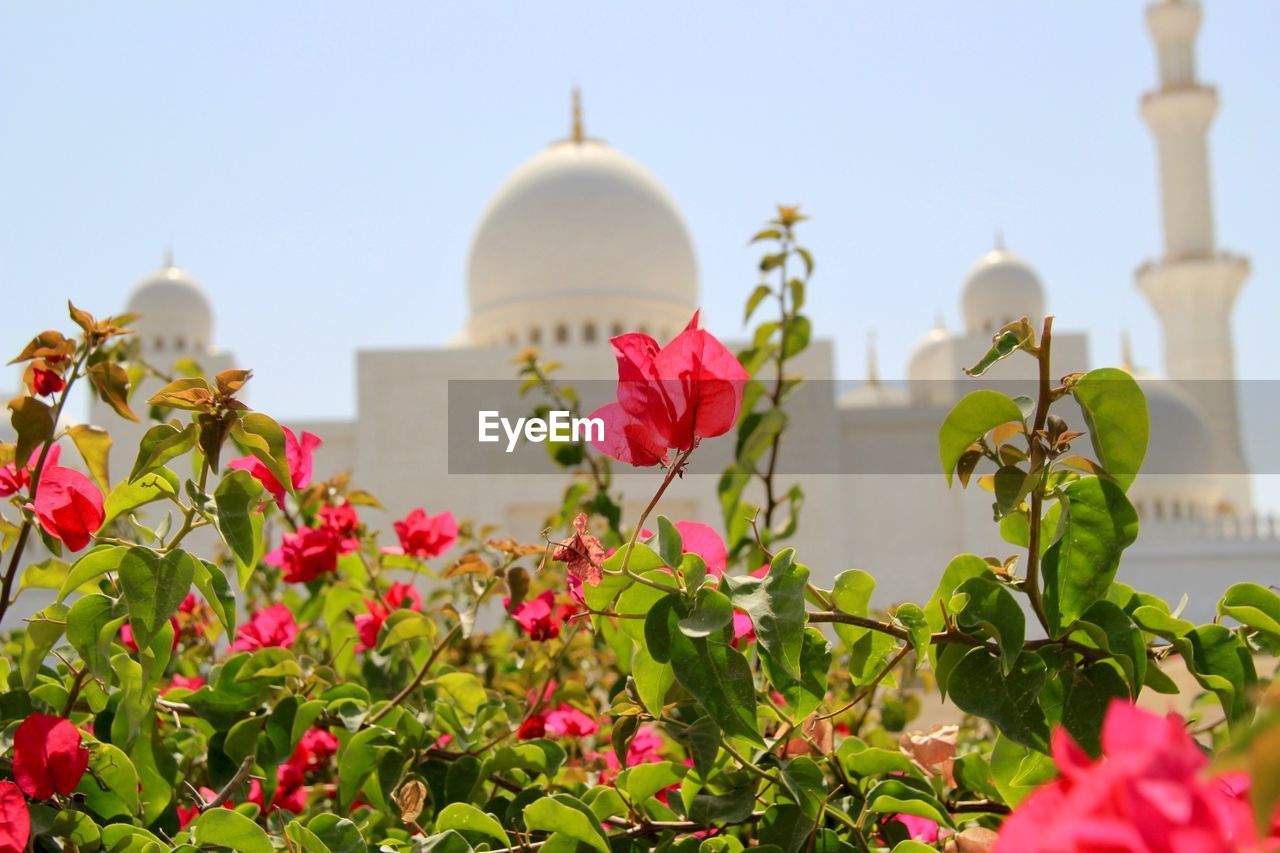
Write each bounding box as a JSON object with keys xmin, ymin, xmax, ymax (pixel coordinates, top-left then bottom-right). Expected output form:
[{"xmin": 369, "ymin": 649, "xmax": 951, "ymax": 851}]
[{"xmin": 446, "ymin": 379, "xmax": 1280, "ymax": 476}]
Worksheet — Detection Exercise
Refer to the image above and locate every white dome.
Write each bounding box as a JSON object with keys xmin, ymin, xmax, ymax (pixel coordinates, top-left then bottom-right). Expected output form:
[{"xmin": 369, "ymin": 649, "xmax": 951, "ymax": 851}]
[
  {"xmin": 126, "ymin": 260, "xmax": 213, "ymax": 352},
  {"xmin": 465, "ymin": 136, "xmax": 698, "ymax": 347},
  {"xmin": 961, "ymin": 248, "xmax": 1045, "ymax": 336},
  {"xmin": 907, "ymin": 326, "xmax": 952, "ymax": 382}
]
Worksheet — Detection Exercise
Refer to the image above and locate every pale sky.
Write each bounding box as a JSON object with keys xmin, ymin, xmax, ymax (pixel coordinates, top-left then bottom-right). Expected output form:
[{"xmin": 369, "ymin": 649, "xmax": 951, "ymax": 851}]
[{"xmin": 2, "ymin": 2, "xmax": 1278, "ymax": 505}]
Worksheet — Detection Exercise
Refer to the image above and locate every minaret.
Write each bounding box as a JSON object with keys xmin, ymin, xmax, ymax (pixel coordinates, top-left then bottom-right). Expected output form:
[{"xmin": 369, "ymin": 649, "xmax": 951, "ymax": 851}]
[{"xmin": 1136, "ymin": 0, "xmax": 1251, "ymax": 512}]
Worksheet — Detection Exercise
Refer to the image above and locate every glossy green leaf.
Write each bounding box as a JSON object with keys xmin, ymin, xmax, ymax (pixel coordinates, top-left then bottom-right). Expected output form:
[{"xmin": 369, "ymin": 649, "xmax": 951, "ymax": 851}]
[
  {"xmin": 723, "ymin": 547, "xmax": 807, "ymax": 678},
  {"xmin": 99, "ymin": 468, "xmax": 180, "ymax": 530},
  {"xmin": 1218, "ymin": 583, "xmax": 1280, "ymax": 641},
  {"xmin": 68, "ymin": 423, "xmax": 112, "ymax": 491},
  {"xmin": 437, "ymin": 803, "xmax": 509, "ymax": 845},
  {"xmin": 950, "ymin": 577, "xmax": 1024, "ymax": 674},
  {"xmin": 191, "ymin": 808, "xmax": 274, "ymax": 853},
  {"xmin": 678, "ymin": 587, "xmax": 734, "ymax": 638},
  {"xmin": 1041, "ymin": 476, "xmax": 1139, "ymax": 634},
  {"xmin": 939, "ymin": 390, "xmax": 1023, "ymax": 485},
  {"xmin": 56, "ymin": 545, "xmax": 128, "ymax": 603},
  {"xmin": 129, "ymin": 422, "xmax": 197, "ymax": 483},
  {"xmin": 523, "ymin": 795, "xmax": 610, "ymax": 853},
  {"xmin": 229, "ymin": 413, "xmax": 292, "ymax": 497},
  {"xmin": 118, "ymin": 546, "xmax": 195, "ymax": 649},
  {"xmin": 865, "ymin": 778, "xmax": 955, "ymax": 829},
  {"xmin": 1071, "ymin": 367, "xmax": 1148, "ymax": 490},
  {"xmin": 213, "ymin": 469, "xmax": 265, "ymax": 569},
  {"xmin": 947, "ymin": 649, "xmax": 1049, "ymax": 752}
]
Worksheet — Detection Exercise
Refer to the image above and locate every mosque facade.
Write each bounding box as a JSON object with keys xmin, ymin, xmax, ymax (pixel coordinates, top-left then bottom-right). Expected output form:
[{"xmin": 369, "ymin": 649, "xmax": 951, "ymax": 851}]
[{"xmin": 93, "ymin": 0, "xmax": 1278, "ymax": 617}]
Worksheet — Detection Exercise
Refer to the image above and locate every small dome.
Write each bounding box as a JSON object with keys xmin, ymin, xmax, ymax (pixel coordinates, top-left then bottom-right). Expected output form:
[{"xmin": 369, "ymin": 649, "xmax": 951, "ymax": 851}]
[
  {"xmin": 907, "ymin": 326, "xmax": 951, "ymax": 383},
  {"xmin": 465, "ymin": 121, "xmax": 698, "ymax": 346},
  {"xmin": 961, "ymin": 247, "xmax": 1045, "ymax": 336},
  {"xmin": 126, "ymin": 259, "xmax": 213, "ymax": 352}
]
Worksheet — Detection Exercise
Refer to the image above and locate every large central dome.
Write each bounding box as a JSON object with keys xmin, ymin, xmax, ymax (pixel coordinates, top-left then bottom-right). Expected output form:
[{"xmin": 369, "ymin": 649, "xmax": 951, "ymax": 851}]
[{"xmin": 465, "ymin": 101, "xmax": 698, "ymax": 348}]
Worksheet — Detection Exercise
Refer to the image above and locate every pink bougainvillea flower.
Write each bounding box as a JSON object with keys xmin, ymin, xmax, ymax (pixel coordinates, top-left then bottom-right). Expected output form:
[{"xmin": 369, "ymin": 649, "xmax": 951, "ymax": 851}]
[
  {"xmin": 590, "ymin": 312, "xmax": 750, "ymax": 467},
  {"xmin": 291, "ymin": 727, "xmax": 340, "ymax": 773},
  {"xmin": 12, "ymin": 713, "xmax": 90, "ymax": 800},
  {"xmin": 889, "ymin": 814, "xmax": 940, "ymax": 844},
  {"xmin": 0, "ymin": 444, "xmax": 58, "ymax": 497},
  {"xmin": 593, "ymin": 724, "xmax": 665, "ymax": 782},
  {"xmin": 32, "ymin": 366, "xmax": 65, "ymax": 397},
  {"xmin": 227, "ymin": 426, "xmax": 321, "ymax": 509},
  {"xmin": 506, "ymin": 590, "xmax": 574, "ymax": 641},
  {"xmin": 229, "ymin": 604, "xmax": 298, "ymax": 652},
  {"xmin": 731, "ymin": 610, "xmax": 756, "ymax": 648},
  {"xmin": 386, "ymin": 507, "xmax": 458, "ymax": 559},
  {"xmin": 164, "ymin": 673, "xmax": 206, "ymax": 694},
  {"xmin": 318, "ymin": 502, "xmax": 360, "ymax": 552},
  {"xmin": 265, "ymin": 525, "xmax": 341, "ymax": 583},
  {"xmin": 544, "ymin": 705, "xmax": 600, "ymax": 739},
  {"xmin": 996, "ymin": 701, "xmax": 1264, "ymax": 853},
  {"xmin": 355, "ymin": 582, "xmax": 423, "ymax": 651},
  {"xmin": 0, "ymin": 781, "xmax": 31, "ymax": 853},
  {"xmin": 553, "ymin": 513, "xmax": 606, "ymax": 587},
  {"xmin": 673, "ymin": 521, "xmax": 727, "ymax": 577},
  {"xmin": 517, "ymin": 714, "xmax": 547, "ymax": 740},
  {"xmin": 28, "ymin": 464, "xmax": 103, "ymax": 552}
]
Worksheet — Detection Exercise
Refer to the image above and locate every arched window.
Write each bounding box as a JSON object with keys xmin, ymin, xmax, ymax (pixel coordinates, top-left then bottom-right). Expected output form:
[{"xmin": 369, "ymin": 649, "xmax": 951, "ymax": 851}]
[
  {"xmin": 529, "ymin": 327, "xmax": 542, "ymax": 345},
  {"xmin": 174, "ymin": 336, "xmax": 186, "ymax": 351},
  {"xmin": 583, "ymin": 322, "xmax": 597, "ymax": 343},
  {"xmin": 154, "ymin": 337, "xmax": 165, "ymax": 351},
  {"xmin": 554, "ymin": 324, "xmax": 569, "ymax": 344}
]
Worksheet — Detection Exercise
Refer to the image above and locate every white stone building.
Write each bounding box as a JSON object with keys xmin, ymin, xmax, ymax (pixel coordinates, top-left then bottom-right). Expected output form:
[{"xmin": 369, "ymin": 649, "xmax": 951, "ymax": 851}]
[{"xmin": 92, "ymin": 0, "xmax": 1278, "ymax": 620}]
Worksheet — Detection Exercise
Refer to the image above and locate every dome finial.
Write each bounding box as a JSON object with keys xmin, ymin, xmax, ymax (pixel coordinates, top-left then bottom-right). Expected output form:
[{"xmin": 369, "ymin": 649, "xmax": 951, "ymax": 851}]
[
  {"xmin": 1121, "ymin": 330, "xmax": 1135, "ymax": 372},
  {"xmin": 571, "ymin": 87, "xmax": 585, "ymax": 144},
  {"xmin": 163, "ymin": 245, "xmax": 175, "ymax": 268},
  {"xmin": 993, "ymin": 229, "xmax": 1005, "ymax": 251}
]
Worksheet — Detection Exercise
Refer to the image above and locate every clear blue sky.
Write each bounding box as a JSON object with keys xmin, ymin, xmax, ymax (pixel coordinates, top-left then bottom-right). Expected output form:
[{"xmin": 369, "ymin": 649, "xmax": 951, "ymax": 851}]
[{"xmin": 2, "ymin": 3, "xmax": 1277, "ymax": 503}]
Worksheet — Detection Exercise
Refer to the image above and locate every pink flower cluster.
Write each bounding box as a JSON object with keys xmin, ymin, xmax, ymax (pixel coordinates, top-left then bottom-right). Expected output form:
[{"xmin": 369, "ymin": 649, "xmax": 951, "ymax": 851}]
[
  {"xmin": 998, "ymin": 702, "xmax": 1279, "ymax": 853},
  {"xmin": 355, "ymin": 582, "xmax": 423, "ymax": 651}
]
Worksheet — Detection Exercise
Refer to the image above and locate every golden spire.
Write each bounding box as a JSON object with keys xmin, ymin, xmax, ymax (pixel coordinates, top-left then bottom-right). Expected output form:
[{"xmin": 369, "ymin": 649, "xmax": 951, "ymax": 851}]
[
  {"xmin": 866, "ymin": 331, "xmax": 880, "ymax": 386},
  {"xmin": 571, "ymin": 87, "xmax": 584, "ymax": 144},
  {"xmin": 163, "ymin": 245, "xmax": 175, "ymax": 268}
]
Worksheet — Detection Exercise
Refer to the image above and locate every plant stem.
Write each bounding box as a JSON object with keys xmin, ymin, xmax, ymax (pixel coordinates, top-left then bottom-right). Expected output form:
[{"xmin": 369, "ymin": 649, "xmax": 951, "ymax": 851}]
[
  {"xmin": 367, "ymin": 622, "xmax": 461, "ymax": 725},
  {"xmin": 1024, "ymin": 316, "xmax": 1055, "ymax": 635},
  {"xmin": 618, "ymin": 446, "xmax": 695, "ymax": 578},
  {"xmin": 817, "ymin": 643, "xmax": 912, "ymax": 721}
]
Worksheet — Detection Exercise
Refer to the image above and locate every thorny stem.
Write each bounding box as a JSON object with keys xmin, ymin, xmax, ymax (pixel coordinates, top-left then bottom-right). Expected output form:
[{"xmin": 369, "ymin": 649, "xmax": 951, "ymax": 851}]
[{"xmin": 200, "ymin": 755, "xmax": 255, "ymax": 812}]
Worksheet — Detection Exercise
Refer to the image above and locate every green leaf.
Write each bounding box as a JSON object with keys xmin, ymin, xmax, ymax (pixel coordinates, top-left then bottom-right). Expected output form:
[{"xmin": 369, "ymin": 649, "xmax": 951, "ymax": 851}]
[
  {"xmin": 129, "ymin": 422, "xmax": 198, "ymax": 483},
  {"xmin": 688, "ymin": 782, "xmax": 756, "ymax": 825},
  {"xmin": 660, "ymin": 594, "xmax": 762, "ymax": 744},
  {"xmin": 20, "ymin": 604, "xmax": 67, "ymax": 689},
  {"xmin": 963, "ymin": 322, "xmax": 1033, "ymax": 378},
  {"xmin": 949, "ymin": 577, "xmax": 1024, "ymax": 674},
  {"xmin": 631, "ymin": 646, "xmax": 674, "ymax": 716},
  {"xmin": 191, "ymin": 808, "xmax": 274, "ymax": 853},
  {"xmin": 213, "ymin": 469, "xmax": 265, "ymax": 569},
  {"xmin": 118, "ymin": 546, "xmax": 195, "ymax": 649},
  {"xmin": 829, "ymin": 569, "xmax": 876, "ymax": 650},
  {"xmin": 723, "ymin": 548, "xmax": 807, "ymax": 678},
  {"xmin": 56, "ymin": 545, "xmax": 128, "ymax": 603},
  {"xmin": 1060, "ymin": 662, "xmax": 1131, "ymax": 758},
  {"xmin": 779, "ymin": 756, "xmax": 826, "ymax": 819},
  {"xmin": 947, "ymin": 649, "xmax": 1049, "ymax": 752},
  {"xmin": 939, "ymin": 390, "xmax": 1024, "ymax": 485},
  {"xmin": 77, "ymin": 742, "xmax": 140, "ymax": 818},
  {"xmin": 229, "ymin": 413, "xmax": 292, "ymax": 498},
  {"xmin": 99, "ymin": 468, "xmax": 180, "ymax": 530},
  {"xmin": 678, "ymin": 587, "xmax": 734, "ymax": 638},
  {"xmin": 1041, "ymin": 476, "xmax": 1139, "ymax": 634},
  {"xmin": 1177, "ymin": 624, "xmax": 1257, "ymax": 728},
  {"xmin": 617, "ymin": 762, "xmax": 687, "ymax": 804},
  {"xmin": 656, "ymin": 515, "xmax": 683, "ymax": 568},
  {"xmin": 894, "ymin": 603, "xmax": 931, "ymax": 660},
  {"xmin": 284, "ymin": 821, "xmax": 332, "ymax": 853},
  {"xmin": 435, "ymin": 672, "xmax": 488, "ymax": 717},
  {"xmin": 338, "ymin": 727, "xmax": 392, "ymax": 810},
  {"xmin": 781, "ymin": 315, "xmax": 811, "ymax": 359},
  {"xmin": 763, "ymin": 627, "xmax": 831, "ymax": 719},
  {"xmin": 192, "ymin": 558, "xmax": 237, "ymax": 639},
  {"xmin": 989, "ymin": 733, "xmax": 1056, "ymax": 806},
  {"xmin": 380, "ymin": 609, "xmax": 438, "ymax": 650},
  {"xmin": 67, "ymin": 423, "xmax": 112, "ymax": 491},
  {"xmin": 437, "ymin": 803, "xmax": 509, "ymax": 845},
  {"xmin": 9, "ymin": 395, "xmax": 55, "ymax": 467},
  {"xmin": 837, "ymin": 741, "xmax": 921, "ymax": 778},
  {"xmin": 1071, "ymin": 367, "xmax": 1148, "ymax": 491},
  {"xmin": 307, "ymin": 815, "xmax": 365, "ymax": 853},
  {"xmin": 745, "ymin": 284, "xmax": 773, "ymax": 323},
  {"xmin": 523, "ymin": 795, "xmax": 610, "ymax": 853},
  {"xmin": 865, "ymin": 778, "xmax": 955, "ymax": 829},
  {"xmin": 66, "ymin": 593, "xmax": 122, "ymax": 678},
  {"xmin": 1072, "ymin": 600, "xmax": 1146, "ymax": 697},
  {"xmin": 1218, "ymin": 583, "xmax": 1280, "ymax": 641}
]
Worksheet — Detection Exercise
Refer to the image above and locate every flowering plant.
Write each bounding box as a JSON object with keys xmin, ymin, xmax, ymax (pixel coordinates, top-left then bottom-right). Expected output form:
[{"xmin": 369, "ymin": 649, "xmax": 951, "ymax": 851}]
[{"xmin": 0, "ymin": 209, "xmax": 1275, "ymax": 852}]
